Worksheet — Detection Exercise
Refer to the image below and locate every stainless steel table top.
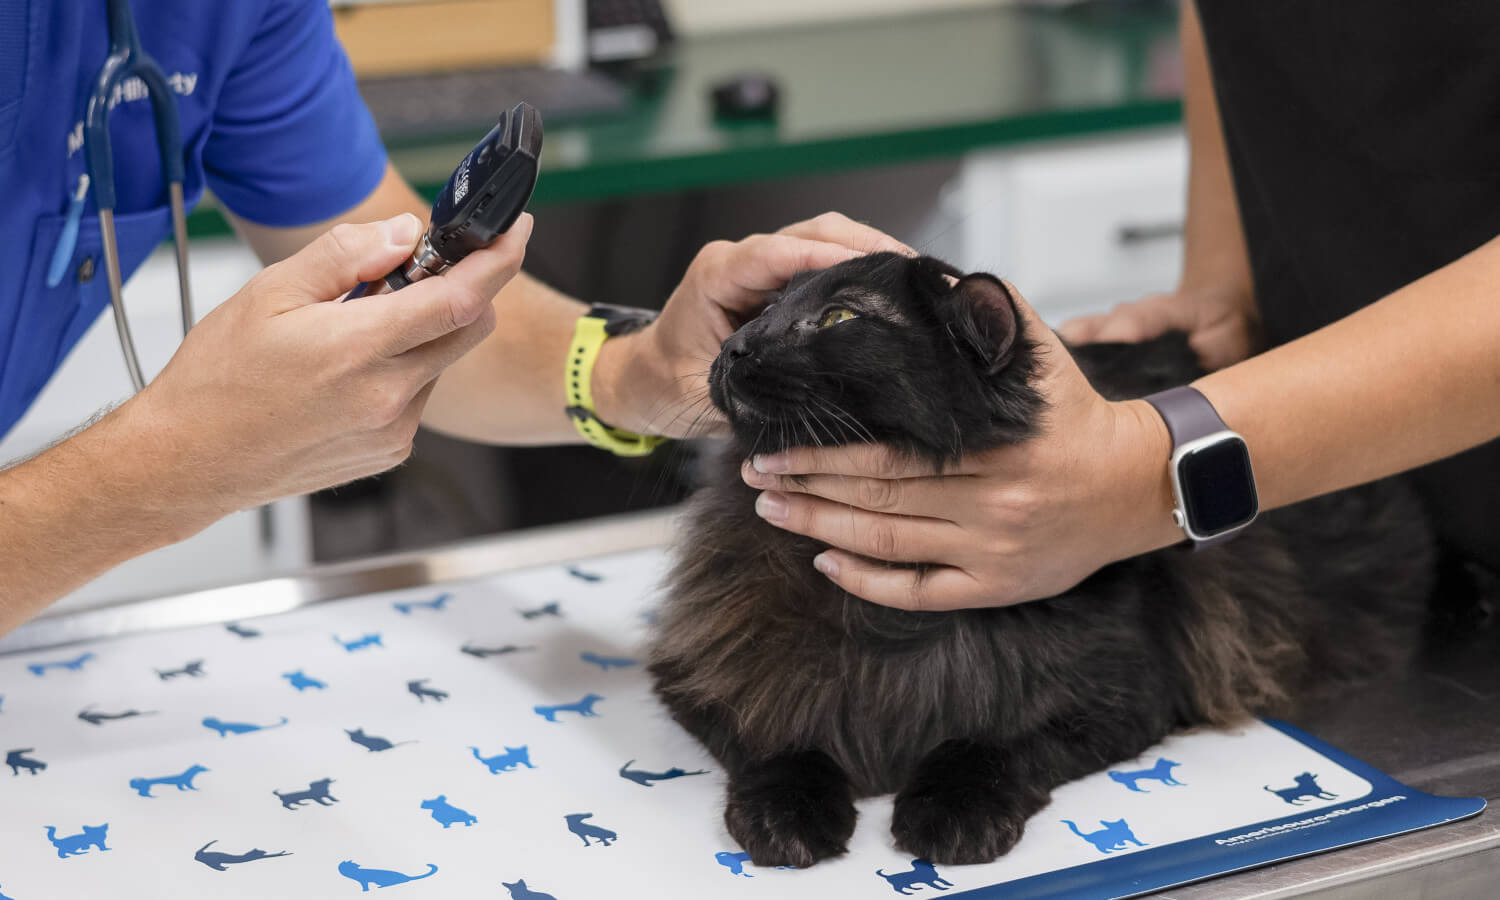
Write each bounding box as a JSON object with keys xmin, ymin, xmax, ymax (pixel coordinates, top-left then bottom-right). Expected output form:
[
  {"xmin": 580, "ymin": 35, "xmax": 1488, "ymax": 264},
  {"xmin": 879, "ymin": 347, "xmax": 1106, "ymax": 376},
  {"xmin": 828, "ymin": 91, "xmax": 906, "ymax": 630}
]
[{"xmin": 3, "ymin": 509, "xmax": 1494, "ymax": 898}]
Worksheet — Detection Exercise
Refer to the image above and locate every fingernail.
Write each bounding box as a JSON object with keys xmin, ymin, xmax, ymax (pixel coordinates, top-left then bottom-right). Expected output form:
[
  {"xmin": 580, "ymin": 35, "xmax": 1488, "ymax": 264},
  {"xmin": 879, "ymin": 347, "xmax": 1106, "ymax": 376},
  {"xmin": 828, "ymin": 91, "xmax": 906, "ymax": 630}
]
[
  {"xmin": 754, "ymin": 491, "xmax": 788, "ymax": 524},
  {"xmin": 752, "ymin": 454, "xmax": 787, "ymax": 475},
  {"xmin": 813, "ymin": 553, "xmax": 839, "ymax": 578},
  {"xmin": 741, "ymin": 459, "xmax": 767, "ymax": 485},
  {"xmin": 385, "ymin": 213, "xmax": 422, "ymax": 247}
]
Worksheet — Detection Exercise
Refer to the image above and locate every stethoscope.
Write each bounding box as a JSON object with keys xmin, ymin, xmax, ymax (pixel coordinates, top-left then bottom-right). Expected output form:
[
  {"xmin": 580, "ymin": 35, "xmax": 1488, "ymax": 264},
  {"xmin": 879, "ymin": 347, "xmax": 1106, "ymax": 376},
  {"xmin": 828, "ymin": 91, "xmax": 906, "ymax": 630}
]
[{"xmin": 46, "ymin": 0, "xmax": 193, "ymax": 393}]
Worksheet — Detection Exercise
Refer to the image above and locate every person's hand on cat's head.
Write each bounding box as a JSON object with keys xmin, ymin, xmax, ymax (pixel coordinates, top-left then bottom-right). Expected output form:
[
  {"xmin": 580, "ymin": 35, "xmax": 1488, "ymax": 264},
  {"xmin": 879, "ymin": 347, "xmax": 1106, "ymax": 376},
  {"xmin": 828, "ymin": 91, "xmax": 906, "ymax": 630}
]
[
  {"xmin": 741, "ymin": 282, "xmax": 1186, "ymax": 611},
  {"xmin": 588, "ymin": 212, "xmax": 913, "ymax": 438}
]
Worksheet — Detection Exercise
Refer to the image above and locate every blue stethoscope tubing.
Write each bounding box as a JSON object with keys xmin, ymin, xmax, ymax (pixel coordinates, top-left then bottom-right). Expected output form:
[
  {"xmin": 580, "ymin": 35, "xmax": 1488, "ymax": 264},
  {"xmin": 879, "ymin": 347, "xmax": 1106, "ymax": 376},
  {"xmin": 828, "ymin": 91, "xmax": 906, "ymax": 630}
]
[{"xmin": 77, "ymin": 0, "xmax": 195, "ymax": 392}]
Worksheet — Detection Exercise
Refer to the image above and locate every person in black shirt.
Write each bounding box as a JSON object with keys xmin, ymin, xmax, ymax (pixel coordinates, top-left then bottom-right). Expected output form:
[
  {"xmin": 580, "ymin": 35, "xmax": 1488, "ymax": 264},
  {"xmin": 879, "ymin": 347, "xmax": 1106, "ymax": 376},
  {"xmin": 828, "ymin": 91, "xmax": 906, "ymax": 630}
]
[{"xmin": 741, "ymin": 1, "xmax": 1500, "ymax": 609}]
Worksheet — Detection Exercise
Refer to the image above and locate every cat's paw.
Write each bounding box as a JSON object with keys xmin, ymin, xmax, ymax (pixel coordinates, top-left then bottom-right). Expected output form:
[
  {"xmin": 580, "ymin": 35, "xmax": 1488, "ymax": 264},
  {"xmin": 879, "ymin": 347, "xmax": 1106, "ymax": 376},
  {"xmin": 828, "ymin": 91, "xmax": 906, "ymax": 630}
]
[
  {"xmin": 724, "ymin": 751, "xmax": 857, "ymax": 868},
  {"xmin": 891, "ymin": 740, "xmax": 1038, "ymax": 865}
]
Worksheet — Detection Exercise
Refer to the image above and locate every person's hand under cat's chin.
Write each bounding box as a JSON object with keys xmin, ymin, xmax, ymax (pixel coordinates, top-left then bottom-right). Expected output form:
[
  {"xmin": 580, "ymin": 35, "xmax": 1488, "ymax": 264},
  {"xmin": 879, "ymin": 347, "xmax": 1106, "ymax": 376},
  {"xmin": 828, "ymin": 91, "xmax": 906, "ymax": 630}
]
[
  {"xmin": 740, "ymin": 285, "xmax": 1188, "ymax": 611},
  {"xmin": 590, "ymin": 213, "xmax": 913, "ymax": 439}
]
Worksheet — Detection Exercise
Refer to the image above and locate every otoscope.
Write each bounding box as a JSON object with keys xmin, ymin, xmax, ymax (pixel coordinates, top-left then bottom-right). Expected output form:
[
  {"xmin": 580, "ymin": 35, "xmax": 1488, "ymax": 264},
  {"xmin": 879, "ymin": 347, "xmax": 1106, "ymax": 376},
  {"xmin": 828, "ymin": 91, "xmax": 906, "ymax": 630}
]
[{"xmin": 345, "ymin": 102, "xmax": 543, "ymax": 300}]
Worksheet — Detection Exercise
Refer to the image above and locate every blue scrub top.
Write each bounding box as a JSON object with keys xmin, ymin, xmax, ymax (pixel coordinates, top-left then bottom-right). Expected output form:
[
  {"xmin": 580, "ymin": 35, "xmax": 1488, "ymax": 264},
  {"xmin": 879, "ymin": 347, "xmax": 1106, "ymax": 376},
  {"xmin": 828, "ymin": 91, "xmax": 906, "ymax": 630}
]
[{"xmin": 0, "ymin": 0, "xmax": 388, "ymax": 438}]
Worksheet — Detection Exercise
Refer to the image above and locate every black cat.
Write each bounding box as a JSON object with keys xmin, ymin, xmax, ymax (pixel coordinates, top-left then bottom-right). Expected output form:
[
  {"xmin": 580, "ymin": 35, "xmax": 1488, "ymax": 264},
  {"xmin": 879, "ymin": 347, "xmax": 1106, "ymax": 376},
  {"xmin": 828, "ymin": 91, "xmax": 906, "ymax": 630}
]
[{"xmin": 648, "ymin": 252, "xmax": 1432, "ymax": 868}]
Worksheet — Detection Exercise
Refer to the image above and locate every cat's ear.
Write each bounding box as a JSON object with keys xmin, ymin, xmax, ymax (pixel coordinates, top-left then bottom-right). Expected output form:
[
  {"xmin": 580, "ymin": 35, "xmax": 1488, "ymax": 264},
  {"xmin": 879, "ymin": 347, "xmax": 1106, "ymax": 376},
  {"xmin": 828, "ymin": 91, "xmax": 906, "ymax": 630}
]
[{"xmin": 943, "ymin": 273, "xmax": 1022, "ymax": 374}]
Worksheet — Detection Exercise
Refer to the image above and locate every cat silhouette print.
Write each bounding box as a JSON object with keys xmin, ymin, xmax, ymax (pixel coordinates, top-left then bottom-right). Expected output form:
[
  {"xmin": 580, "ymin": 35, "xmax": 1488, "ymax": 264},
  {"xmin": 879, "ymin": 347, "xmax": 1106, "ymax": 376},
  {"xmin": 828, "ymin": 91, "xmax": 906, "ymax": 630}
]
[
  {"xmin": 471, "ymin": 745, "xmax": 534, "ymax": 773},
  {"xmin": 1266, "ymin": 772, "xmax": 1338, "ymax": 805},
  {"xmin": 394, "ymin": 593, "xmax": 452, "ymax": 614},
  {"xmin": 225, "ymin": 622, "xmax": 261, "ymax": 638},
  {"xmin": 156, "ymin": 659, "xmax": 205, "ymax": 680},
  {"xmin": 876, "ymin": 860, "xmax": 953, "ymax": 895},
  {"xmin": 6, "ymin": 748, "xmax": 46, "ymax": 775},
  {"xmin": 338, "ymin": 860, "xmax": 437, "ymax": 891},
  {"xmin": 618, "ymin": 760, "xmax": 707, "ymax": 787},
  {"xmin": 407, "ymin": 679, "xmax": 449, "ymax": 702},
  {"xmin": 334, "ymin": 633, "xmax": 383, "ymax": 652},
  {"xmin": 420, "ymin": 795, "xmax": 477, "ymax": 828},
  {"xmin": 716, "ymin": 851, "xmax": 755, "ymax": 877},
  {"xmin": 347, "ymin": 728, "xmax": 415, "ymax": 752},
  {"xmin": 519, "ymin": 602, "xmax": 562, "ymax": 620},
  {"xmin": 283, "ymin": 670, "xmax": 327, "ymax": 691},
  {"xmin": 273, "ymin": 778, "xmax": 338, "ymax": 810},
  {"xmin": 26, "ymin": 652, "xmax": 95, "ymax": 676},
  {"xmin": 502, "ymin": 880, "xmax": 558, "ymax": 900},
  {"xmin": 566, "ymin": 565, "xmax": 603, "ymax": 582},
  {"xmin": 78, "ymin": 707, "xmax": 156, "ymax": 725},
  {"xmin": 46, "ymin": 824, "xmax": 110, "ymax": 858},
  {"xmin": 580, "ymin": 652, "xmax": 637, "ymax": 671},
  {"xmin": 195, "ymin": 840, "xmax": 292, "ymax": 871},
  {"xmin": 130, "ymin": 764, "xmax": 209, "ymax": 797},
  {"xmin": 461, "ymin": 643, "xmax": 535, "ymax": 658},
  {"xmin": 202, "ymin": 716, "xmax": 288, "ymax": 738},
  {"xmin": 1108, "ymin": 758, "xmax": 1186, "ymax": 793},
  {"xmin": 1063, "ymin": 819, "xmax": 1148, "ymax": 853},
  {"xmin": 534, "ymin": 694, "xmax": 603, "ymax": 722},
  {"xmin": 565, "ymin": 812, "xmax": 618, "ymax": 847}
]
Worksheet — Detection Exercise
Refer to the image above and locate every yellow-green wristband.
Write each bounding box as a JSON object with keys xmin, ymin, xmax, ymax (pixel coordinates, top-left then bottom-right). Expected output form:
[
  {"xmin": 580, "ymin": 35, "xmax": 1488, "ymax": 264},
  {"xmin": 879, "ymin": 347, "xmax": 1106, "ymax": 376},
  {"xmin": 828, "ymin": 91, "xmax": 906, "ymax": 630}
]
[{"xmin": 565, "ymin": 309, "xmax": 668, "ymax": 457}]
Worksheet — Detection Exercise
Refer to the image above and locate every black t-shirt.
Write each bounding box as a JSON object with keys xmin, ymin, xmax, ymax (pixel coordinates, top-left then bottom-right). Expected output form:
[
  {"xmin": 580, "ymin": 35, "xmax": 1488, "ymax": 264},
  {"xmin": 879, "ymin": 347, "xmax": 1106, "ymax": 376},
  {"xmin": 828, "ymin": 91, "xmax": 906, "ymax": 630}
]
[{"xmin": 1196, "ymin": 1, "xmax": 1500, "ymax": 570}]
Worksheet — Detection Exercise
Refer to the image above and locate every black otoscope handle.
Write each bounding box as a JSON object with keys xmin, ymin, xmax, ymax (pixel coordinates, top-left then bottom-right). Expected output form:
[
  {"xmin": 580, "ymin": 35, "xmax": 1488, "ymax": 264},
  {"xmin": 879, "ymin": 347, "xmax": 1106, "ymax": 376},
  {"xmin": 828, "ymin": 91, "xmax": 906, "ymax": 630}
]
[{"xmin": 345, "ymin": 102, "xmax": 543, "ymax": 300}]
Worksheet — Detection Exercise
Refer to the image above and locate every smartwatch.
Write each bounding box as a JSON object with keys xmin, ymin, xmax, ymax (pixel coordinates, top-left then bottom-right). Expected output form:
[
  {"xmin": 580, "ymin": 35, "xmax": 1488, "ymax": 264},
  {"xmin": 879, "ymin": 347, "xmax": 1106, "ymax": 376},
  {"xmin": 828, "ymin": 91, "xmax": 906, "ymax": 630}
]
[
  {"xmin": 1142, "ymin": 385, "xmax": 1258, "ymax": 548},
  {"xmin": 565, "ymin": 304, "xmax": 668, "ymax": 457}
]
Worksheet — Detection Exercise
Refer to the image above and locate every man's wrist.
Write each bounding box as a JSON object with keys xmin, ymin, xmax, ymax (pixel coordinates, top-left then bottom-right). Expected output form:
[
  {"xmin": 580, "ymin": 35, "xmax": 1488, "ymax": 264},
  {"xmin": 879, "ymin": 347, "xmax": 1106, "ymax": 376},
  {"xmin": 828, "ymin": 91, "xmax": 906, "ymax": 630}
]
[{"xmin": 590, "ymin": 328, "xmax": 663, "ymax": 437}]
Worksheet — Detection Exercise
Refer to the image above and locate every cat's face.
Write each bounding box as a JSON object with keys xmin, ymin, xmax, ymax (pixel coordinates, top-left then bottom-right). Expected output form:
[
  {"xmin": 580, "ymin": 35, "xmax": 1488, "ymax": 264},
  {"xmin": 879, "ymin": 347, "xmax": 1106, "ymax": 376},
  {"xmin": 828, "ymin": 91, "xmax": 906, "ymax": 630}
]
[{"xmin": 708, "ymin": 252, "xmax": 1040, "ymax": 464}]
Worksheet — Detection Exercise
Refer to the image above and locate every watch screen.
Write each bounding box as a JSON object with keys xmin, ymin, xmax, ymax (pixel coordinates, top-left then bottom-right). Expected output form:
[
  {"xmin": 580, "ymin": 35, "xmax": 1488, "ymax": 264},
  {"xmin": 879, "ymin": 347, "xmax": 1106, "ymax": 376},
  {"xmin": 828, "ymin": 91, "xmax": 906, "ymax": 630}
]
[{"xmin": 1179, "ymin": 438, "xmax": 1258, "ymax": 535}]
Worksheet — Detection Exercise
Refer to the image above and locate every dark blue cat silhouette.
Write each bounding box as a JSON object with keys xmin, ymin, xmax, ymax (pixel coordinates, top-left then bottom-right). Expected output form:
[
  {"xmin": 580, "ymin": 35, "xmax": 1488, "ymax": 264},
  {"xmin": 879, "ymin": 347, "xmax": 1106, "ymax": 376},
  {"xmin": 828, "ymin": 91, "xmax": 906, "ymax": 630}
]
[
  {"xmin": 564, "ymin": 813, "xmax": 617, "ymax": 847},
  {"xmin": 420, "ymin": 795, "xmax": 477, "ymax": 828},
  {"xmin": 1063, "ymin": 819, "xmax": 1148, "ymax": 853},
  {"xmin": 534, "ymin": 694, "xmax": 604, "ymax": 722},
  {"xmin": 202, "ymin": 716, "xmax": 288, "ymax": 738},
  {"xmin": 274, "ymin": 778, "xmax": 337, "ymax": 810},
  {"xmin": 394, "ymin": 593, "xmax": 452, "ymax": 615},
  {"xmin": 565, "ymin": 565, "xmax": 603, "ymax": 582},
  {"xmin": 6, "ymin": 748, "xmax": 46, "ymax": 775},
  {"xmin": 461, "ymin": 643, "xmax": 535, "ymax": 658},
  {"xmin": 502, "ymin": 879, "xmax": 558, "ymax": 900},
  {"xmin": 519, "ymin": 602, "xmax": 562, "ymax": 620},
  {"xmin": 334, "ymin": 633, "xmax": 383, "ymax": 652},
  {"xmin": 338, "ymin": 860, "xmax": 437, "ymax": 891},
  {"xmin": 78, "ymin": 707, "xmax": 156, "ymax": 725},
  {"xmin": 407, "ymin": 679, "xmax": 449, "ymax": 703},
  {"xmin": 46, "ymin": 824, "xmax": 110, "ymax": 858},
  {"xmin": 1265, "ymin": 772, "xmax": 1339, "ymax": 805},
  {"xmin": 1108, "ymin": 758, "xmax": 1185, "ymax": 793},
  {"xmin": 346, "ymin": 728, "xmax": 415, "ymax": 752},
  {"xmin": 130, "ymin": 764, "xmax": 209, "ymax": 797},
  {"xmin": 579, "ymin": 652, "xmax": 638, "ymax": 671},
  {"xmin": 619, "ymin": 760, "xmax": 707, "ymax": 787},
  {"xmin": 156, "ymin": 659, "xmax": 206, "ymax": 680},
  {"xmin": 471, "ymin": 745, "xmax": 534, "ymax": 773},
  {"xmin": 716, "ymin": 851, "xmax": 754, "ymax": 877},
  {"xmin": 195, "ymin": 840, "xmax": 291, "ymax": 870},
  {"xmin": 877, "ymin": 860, "xmax": 952, "ymax": 895},
  {"xmin": 27, "ymin": 652, "xmax": 95, "ymax": 676},
  {"xmin": 225, "ymin": 622, "xmax": 261, "ymax": 638},
  {"xmin": 283, "ymin": 670, "xmax": 326, "ymax": 692}
]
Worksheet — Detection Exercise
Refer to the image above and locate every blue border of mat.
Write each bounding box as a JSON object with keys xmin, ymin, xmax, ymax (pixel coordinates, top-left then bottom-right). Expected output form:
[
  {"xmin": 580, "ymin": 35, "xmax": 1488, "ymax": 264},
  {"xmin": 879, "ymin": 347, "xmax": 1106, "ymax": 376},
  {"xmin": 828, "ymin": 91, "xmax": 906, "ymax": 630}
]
[{"xmin": 947, "ymin": 720, "xmax": 1487, "ymax": 900}]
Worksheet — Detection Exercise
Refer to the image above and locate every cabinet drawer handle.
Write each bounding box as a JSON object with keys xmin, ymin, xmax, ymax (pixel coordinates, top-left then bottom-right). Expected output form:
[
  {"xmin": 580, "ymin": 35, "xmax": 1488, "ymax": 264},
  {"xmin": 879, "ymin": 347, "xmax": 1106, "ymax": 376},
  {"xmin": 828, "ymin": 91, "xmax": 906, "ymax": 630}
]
[{"xmin": 1117, "ymin": 222, "xmax": 1184, "ymax": 245}]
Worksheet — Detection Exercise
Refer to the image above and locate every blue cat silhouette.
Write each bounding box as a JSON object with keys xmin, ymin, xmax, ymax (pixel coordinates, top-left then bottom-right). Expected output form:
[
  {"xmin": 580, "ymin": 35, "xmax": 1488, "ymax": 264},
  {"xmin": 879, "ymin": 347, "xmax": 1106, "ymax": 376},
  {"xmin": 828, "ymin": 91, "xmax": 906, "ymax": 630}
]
[
  {"xmin": 46, "ymin": 824, "xmax": 110, "ymax": 858},
  {"xmin": 334, "ymin": 633, "xmax": 383, "ymax": 652},
  {"xmin": 156, "ymin": 659, "xmax": 206, "ymax": 680},
  {"xmin": 407, "ymin": 679, "xmax": 449, "ymax": 703},
  {"xmin": 619, "ymin": 760, "xmax": 707, "ymax": 787},
  {"xmin": 202, "ymin": 716, "xmax": 288, "ymax": 738},
  {"xmin": 502, "ymin": 879, "xmax": 557, "ymax": 900},
  {"xmin": 274, "ymin": 778, "xmax": 338, "ymax": 810},
  {"xmin": 27, "ymin": 652, "xmax": 95, "ymax": 676},
  {"xmin": 1108, "ymin": 758, "xmax": 1186, "ymax": 793},
  {"xmin": 1063, "ymin": 819, "xmax": 1148, "ymax": 853},
  {"xmin": 534, "ymin": 694, "xmax": 604, "ymax": 722},
  {"xmin": 337, "ymin": 860, "xmax": 437, "ymax": 891},
  {"xmin": 394, "ymin": 593, "xmax": 452, "ymax": 615},
  {"xmin": 195, "ymin": 840, "xmax": 292, "ymax": 870},
  {"xmin": 1265, "ymin": 772, "xmax": 1338, "ymax": 805},
  {"xmin": 225, "ymin": 622, "xmax": 261, "ymax": 638},
  {"xmin": 716, "ymin": 851, "xmax": 754, "ymax": 877},
  {"xmin": 877, "ymin": 860, "xmax": 952, "ymax": 895},
  {"xmin": 130, "ymin": 764, "xmax": 209, "ymax": 797},
  {"xmin": 519, "ymin": 602, "xmax": 562, "ymax": 620},
  {"xmin": 564, "ymin": 813, "xmax": 617, "ymax": 847},
  {"xmin": 347, "ymin": 728, "xmax": 414, "ymax": 752},
  {"xmin": 565, "ymin": 565, "xmax": 603, "ymax": 582},
  {"xmin": 471, "ymin": 745, "xmax": 534, "ymax": 773},
  {"xmin": 461, "ymin": 643, "xmax": 535, "ymax": 658},
  {"xmin": 420, "ymin": 795, "xmax": 477, "ymax": 828},
  {"xmin": 6, "ymin": 748, "xmax": 46, "ymax": 775},
  {"xmin": 579, "ymin": 652, "xmax": 638, "ymax": 671},
  {"xmin": 283, "ymin": 670, "xmax": 327, "ymax": 691}
]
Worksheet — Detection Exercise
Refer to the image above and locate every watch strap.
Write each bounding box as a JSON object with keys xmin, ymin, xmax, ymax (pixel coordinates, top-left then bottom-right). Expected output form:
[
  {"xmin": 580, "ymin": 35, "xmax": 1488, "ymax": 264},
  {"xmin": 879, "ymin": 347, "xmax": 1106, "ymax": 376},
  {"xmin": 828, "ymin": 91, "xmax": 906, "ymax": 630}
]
[
  {"xmin": 1143, "ymin": 385, "xmax": 1240, "ymax": 549},
  {"xmin": 565, "ymin": 306, "xmax": 668, "ymax": 458}
]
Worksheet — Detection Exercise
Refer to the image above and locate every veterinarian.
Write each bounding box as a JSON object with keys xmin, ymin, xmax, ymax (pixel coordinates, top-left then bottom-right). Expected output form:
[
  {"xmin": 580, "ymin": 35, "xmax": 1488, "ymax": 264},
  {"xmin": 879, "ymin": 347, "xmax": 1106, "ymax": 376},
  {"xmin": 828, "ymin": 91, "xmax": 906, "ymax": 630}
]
[
  {"xmin": 743, "ymin": 1, "xmax": 1500, "ymax": 609},
  {"xmin": 0, "ymin": 1, "xmax": 901, "ymax": 630}
]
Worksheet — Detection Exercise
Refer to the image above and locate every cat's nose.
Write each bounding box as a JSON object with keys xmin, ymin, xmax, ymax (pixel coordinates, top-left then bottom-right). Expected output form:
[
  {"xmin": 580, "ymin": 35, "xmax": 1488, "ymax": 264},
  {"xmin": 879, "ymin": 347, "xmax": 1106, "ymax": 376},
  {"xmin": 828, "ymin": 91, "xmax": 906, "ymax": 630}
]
[{"xmin": 722, "ymin": 332, "xmax": 752, "ymax": 361}]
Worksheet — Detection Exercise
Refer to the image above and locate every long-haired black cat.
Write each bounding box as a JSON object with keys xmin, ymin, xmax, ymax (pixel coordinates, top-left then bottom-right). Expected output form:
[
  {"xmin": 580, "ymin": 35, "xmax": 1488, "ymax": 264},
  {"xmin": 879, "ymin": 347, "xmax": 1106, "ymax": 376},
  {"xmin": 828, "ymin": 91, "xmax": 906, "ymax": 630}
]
[{"xmin": 648, "ymin": 252, "xmax": 1432, "ymax": 867}]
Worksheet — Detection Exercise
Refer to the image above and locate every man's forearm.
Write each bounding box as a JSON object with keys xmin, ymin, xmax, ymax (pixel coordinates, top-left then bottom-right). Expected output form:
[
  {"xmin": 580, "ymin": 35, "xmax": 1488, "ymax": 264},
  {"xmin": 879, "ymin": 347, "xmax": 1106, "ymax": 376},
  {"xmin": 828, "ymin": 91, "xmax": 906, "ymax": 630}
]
[
  {"xmin": 0, "ymin": 399, "xmax": 222, "ymax": 633},
  {"xmin": 1195, "ymin": 234, "xmax": 1500, "ymax": 512}
]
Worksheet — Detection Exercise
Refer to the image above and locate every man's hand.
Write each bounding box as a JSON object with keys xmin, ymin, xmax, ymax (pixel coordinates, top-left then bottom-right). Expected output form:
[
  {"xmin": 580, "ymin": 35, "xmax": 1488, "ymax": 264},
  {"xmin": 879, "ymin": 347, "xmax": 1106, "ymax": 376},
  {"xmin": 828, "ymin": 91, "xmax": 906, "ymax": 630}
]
[
  {"xmin": 135, "ymin": 211, "xmax": 531, "ymax": 518},
  {"xmin": 739, "ymin": 284, "xmax": 1185, "ymax": 611},
  {"xmin": 1057, "ymin": 285, "xmax": 1260, "ymax": 370},
  {"xmin": 591, "ymin": 212, "xmax": 912, "ymax": 438}
]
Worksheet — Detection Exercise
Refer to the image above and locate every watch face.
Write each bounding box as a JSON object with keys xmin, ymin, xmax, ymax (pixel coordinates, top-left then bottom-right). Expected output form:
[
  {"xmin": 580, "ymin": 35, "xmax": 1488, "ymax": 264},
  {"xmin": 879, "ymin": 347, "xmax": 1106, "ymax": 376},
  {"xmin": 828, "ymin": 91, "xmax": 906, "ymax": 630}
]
[{"xmin": 1178, "ymin": 437, "xmax": 1258, "ymax": 536}]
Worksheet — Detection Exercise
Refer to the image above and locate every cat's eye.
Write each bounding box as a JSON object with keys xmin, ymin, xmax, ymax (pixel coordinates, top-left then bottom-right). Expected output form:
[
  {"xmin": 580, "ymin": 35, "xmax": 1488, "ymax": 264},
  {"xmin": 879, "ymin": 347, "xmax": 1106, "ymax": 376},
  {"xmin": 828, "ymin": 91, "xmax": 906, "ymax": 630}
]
[{"xmin": 818, "ymin": 307, "xmax": 859, "ymax": 328}]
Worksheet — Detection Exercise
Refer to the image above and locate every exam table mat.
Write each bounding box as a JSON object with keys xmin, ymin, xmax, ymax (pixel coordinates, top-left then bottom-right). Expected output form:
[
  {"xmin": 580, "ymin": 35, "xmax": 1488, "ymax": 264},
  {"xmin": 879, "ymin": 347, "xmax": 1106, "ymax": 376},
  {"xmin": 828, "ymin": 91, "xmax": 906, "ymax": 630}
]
[{"xmin": 0, "ymin": 548, "xmax": 1483, "ymax": 899}]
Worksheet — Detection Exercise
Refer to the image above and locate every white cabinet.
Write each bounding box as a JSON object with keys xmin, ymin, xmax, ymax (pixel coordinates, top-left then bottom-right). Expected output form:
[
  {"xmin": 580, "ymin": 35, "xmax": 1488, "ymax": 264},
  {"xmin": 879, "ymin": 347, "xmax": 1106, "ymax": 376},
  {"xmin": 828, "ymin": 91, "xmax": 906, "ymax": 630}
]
[
  {"xmin": 926, "ymin": 128, "xmax": 1188, "ymax": 326},
  {"xmin": 0, "ymin": 239, "xmax": 310, "ymax": 613}
]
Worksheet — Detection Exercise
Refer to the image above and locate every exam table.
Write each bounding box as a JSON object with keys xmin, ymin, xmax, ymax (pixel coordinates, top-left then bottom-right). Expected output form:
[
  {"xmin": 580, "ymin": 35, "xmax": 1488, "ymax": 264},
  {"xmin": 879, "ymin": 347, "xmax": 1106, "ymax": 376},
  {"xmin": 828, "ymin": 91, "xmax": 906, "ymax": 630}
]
[{"xmin": 2, "ymin": 509, "xmax": 1495, "ymax": 898}]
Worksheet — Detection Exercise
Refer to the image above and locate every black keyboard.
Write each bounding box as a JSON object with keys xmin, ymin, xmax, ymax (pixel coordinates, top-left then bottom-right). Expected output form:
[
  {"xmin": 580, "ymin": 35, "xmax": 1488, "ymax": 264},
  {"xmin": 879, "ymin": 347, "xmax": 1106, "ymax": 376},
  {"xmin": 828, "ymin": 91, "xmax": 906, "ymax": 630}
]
[{"xmin": 359, "ymin": 65, "xmax": 629, "ymax": 140}]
